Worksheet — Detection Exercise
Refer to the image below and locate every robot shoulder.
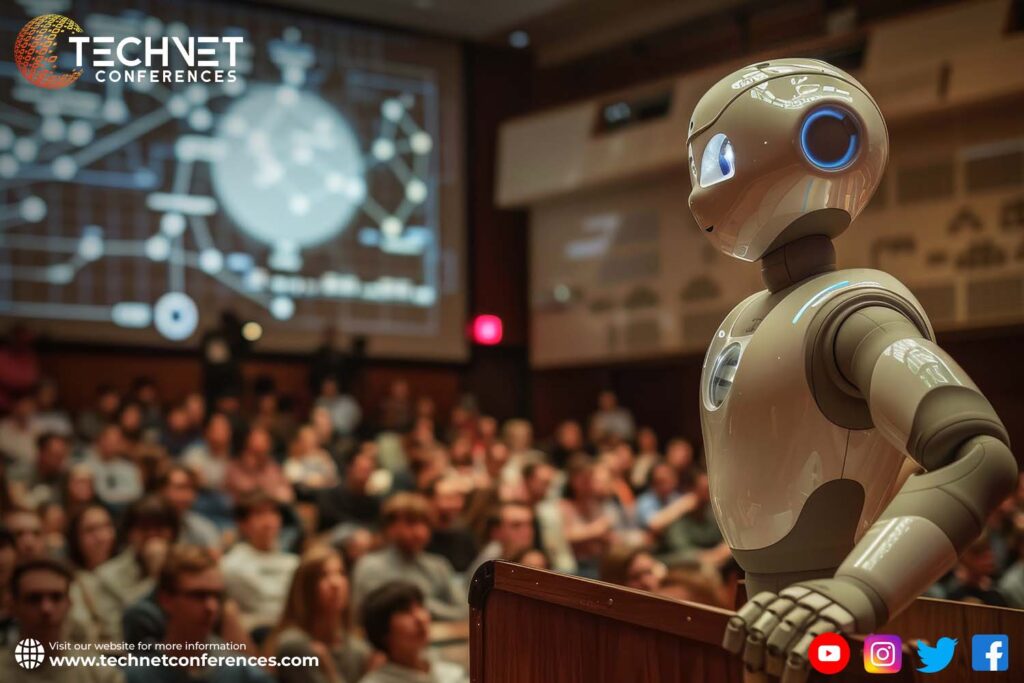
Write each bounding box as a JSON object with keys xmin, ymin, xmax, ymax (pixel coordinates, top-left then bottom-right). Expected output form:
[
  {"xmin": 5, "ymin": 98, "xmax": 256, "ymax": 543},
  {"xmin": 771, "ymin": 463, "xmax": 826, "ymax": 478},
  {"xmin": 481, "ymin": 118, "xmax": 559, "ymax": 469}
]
[{"xmin": 802, "ymin": 269, "xmax": 934, "ymax": 429}]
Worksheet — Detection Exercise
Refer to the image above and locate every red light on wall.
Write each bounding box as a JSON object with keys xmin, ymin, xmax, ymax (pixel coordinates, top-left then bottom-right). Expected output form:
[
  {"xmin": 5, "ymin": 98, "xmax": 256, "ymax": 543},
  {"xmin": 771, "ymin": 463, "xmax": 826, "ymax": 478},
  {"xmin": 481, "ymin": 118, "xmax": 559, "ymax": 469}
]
[{"xmin": 472, "ymin": 314, "xmax": 503, "ymax": 345}]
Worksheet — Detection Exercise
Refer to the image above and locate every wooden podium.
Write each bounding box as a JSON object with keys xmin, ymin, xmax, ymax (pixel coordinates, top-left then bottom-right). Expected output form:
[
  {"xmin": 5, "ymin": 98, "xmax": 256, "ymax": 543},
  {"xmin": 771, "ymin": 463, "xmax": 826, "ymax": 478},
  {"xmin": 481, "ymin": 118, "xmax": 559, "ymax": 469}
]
[{"xmin": 469, "ymin": 561, "xmax": 1024, "ymax": 682}]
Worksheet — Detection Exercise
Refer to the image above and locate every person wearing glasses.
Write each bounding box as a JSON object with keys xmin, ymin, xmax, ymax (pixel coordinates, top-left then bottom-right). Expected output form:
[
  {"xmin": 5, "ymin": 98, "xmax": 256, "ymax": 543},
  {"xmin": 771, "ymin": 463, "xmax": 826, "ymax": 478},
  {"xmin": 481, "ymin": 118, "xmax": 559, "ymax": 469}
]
[
  {"xmin": 124, "ymin": 545, "xmax": 267, "ymax": 683},
  {"xmin": 0, "ymin": 557, "xmax": 123, "ymax": 681}
]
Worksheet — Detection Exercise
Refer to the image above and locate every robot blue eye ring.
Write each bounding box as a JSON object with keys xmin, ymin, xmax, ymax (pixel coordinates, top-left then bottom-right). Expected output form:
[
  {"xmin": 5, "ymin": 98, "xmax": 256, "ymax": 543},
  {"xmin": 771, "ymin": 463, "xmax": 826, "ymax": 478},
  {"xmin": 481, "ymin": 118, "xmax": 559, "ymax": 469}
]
[{"xmin": 798, "ymin": 105, "xmax": 861, "ymax": 172}]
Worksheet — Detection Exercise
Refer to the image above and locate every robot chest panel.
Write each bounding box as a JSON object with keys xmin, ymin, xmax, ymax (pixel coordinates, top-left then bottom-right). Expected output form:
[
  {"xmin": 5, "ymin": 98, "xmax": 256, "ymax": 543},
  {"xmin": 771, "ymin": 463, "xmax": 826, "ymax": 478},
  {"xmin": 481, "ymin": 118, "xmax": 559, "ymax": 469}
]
[{"xmin": 699, "ymin": 289, "xmax": 854, "ymax": 548}]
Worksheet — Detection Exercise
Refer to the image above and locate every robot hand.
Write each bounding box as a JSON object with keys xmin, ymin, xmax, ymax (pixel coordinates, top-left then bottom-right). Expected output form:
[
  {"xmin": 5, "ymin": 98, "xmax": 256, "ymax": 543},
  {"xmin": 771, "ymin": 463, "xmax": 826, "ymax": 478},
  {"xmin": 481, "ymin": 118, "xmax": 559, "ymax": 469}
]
[{"xmin": 723, "ymin": 578, "xmax": 878, "ymax": 682}]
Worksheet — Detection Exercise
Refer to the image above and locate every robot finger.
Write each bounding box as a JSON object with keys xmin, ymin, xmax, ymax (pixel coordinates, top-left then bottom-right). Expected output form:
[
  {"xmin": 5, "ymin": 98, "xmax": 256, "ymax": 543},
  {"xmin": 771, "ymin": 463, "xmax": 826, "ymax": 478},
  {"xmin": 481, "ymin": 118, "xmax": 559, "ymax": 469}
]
[
  {"xmin": 764, "ymin": 607, "xmax": 813, "ymax": 677},
  {"xmin": 742, "ymin": 628, "xmax": 768, "ymax": 672},
  {"xmin": 723, "ymin": 592, "xmax": 776, "ymax": 654},
  {"xmin": 744, "ymin": 597, "xmax": 793, "ymax": 671}
]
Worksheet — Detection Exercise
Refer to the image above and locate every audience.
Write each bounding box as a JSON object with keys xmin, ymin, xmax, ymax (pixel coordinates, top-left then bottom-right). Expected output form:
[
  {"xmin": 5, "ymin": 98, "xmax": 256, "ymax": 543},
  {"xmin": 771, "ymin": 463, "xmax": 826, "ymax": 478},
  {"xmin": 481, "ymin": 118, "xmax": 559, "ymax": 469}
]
[{"xmin": 0, "ymin": 333, "xmax": 1019, "ymax": 682}]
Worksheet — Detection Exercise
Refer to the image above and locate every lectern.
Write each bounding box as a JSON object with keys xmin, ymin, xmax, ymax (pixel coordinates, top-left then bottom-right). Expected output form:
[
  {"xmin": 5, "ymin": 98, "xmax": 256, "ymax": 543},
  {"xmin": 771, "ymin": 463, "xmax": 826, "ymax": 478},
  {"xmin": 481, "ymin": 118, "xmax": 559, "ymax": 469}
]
[{"xmin": 469, "ymin": 561, "xmax": 1024, "ymax": 682}]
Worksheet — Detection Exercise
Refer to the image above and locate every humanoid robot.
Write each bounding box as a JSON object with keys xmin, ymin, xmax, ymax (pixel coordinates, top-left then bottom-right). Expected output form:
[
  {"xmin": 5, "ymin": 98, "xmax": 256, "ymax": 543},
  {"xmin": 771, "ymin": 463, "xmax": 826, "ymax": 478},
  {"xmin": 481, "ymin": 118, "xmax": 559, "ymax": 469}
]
[{"xmin": 686, "ymin": 59, "xmax": 1019, "ymax": 681}]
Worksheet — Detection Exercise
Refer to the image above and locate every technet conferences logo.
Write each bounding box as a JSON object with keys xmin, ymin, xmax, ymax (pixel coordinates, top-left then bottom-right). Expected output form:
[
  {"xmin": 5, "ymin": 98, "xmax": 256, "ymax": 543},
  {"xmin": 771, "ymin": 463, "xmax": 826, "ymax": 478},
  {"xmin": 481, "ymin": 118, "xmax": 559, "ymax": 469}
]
[{"xmin": 14, "ymin": 13, "xmax": 244, "ymax": 90}]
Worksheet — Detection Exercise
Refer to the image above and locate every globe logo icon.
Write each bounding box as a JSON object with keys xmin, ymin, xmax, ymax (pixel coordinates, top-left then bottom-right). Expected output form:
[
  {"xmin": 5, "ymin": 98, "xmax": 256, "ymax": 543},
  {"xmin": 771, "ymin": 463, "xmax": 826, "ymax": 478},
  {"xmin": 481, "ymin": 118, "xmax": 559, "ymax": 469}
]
[
  {"xmin": 15, "ymin": 638, "xmax": 45, "ymax": 669},
  {"xmin": 14, "ymin": 14, "xmax": 84, "ymax": 90}
]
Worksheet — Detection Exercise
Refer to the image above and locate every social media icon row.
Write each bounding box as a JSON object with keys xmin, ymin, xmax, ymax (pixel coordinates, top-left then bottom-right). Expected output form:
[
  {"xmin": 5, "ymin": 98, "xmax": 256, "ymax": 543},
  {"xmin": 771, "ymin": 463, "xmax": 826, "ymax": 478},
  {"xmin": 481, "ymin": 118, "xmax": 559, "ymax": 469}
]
[{"xmin": 808, "ymin": 632, "xmax": 1010, "ymax": 674}]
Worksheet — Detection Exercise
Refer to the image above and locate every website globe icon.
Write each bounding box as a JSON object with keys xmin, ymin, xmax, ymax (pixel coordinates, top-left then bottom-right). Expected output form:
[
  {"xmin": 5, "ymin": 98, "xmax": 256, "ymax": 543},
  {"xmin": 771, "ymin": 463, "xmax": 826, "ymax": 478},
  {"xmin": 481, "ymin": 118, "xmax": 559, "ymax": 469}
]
[{"xmin": 15, "ymin": 638, "xmax": 45, "ymax": 669}]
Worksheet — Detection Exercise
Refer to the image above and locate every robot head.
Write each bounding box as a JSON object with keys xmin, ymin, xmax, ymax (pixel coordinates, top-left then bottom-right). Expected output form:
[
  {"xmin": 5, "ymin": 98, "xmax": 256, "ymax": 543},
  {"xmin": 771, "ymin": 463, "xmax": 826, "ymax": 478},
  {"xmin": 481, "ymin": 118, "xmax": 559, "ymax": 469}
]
[{"xmin": 686, "ymin": 59, "xmax": 888, "ymax": 262}]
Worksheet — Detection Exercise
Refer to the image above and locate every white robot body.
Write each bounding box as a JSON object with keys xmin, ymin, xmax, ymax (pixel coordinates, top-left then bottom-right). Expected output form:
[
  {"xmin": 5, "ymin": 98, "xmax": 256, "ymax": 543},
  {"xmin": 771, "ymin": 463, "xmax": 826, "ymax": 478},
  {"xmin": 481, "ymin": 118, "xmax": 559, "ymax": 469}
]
[
  {"xmin": 688, "ymin": 59, "xmax": 1019, "ymax": 679},
  {"xmin": 700, "ymin": 268, "xmax": 929, "ymax": 556}
]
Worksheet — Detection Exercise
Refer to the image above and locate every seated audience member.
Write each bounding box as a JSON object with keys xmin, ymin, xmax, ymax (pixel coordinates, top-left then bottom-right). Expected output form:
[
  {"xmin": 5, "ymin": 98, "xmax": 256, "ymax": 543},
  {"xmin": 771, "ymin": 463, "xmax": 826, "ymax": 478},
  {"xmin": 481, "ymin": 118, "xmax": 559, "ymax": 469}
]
[
  {"xmin": 267, "ymin": 545, "xmax": 372, "ymax": 683},
  {"xmin": 253, "ymin": 391, "xmax": 296, "ymax": 455},
  {"xmin": 160, "ymin": 405, "xmax": 195, "ymax": 458},
  {"xmin": 76, "ymin": 385, "xmax": 121, "ymax": 444},
  {"xmin": 124, "ymin": 546, "xmax": 268, "ymax": 683},
  {"xmin": 40, "ymin": 501, "xmax": 67, "ymax": 558},
  {"xmin": 424, "ymin": 477, "xmax": 477, "ymax": 574},
  {"xmin": 0, "ymin": 394, "xmax": 39, "ymax": 483},
  {"xmin": 599, "ymin": 545, "xmax": 666, "ymax": 594},
  {"xmin": 220, "ymin": 492, "xmax": 299, "ymax": 634},
  {"xmin": 351, "ymin": 493, "xmax": 464, "ymax": 622},
  {"xmin": 4, "ymin": 506, "xmax": 47, "ymax": 559},
  {"xmin": 93, "ymin": 496, "xmax": 179, "ymax": 639},
  {"xmin": 315, "ymin": 377, "xmax": 362, "ymax": 440},
  {"xmin": 559, "ymin": 458, "xmax": 631, "ymax": 577},
  {"xmin": 630, "ymin": 427, "xmax": 660, "ymax": 490},
  {"xmin": 635, "ymin": 464, "xmax": 697, "ymax": 535},
  {"xmin": 588, "ymin": 390, "xmax": 635, "ymax": 445},
  {"xmin": 316, "ymin": 449, "xmax": 381, "ymax": 532},
  {"xmin": 65, "ymin": 503, "xmax": 118, "ymax": 642},
  {"xmin": 664, "ymin": 438, "xmax": 697, "ymax": 491},
  {"xmin": 545, "ymin": 420, "xmax": 586, "ymax": 470},
  {"xmin": 157, "ymin": 465, "xmax": 221, "ymax": 550},
  {"xmin": 225, "ymin": 426, "xmax": 294, "ymax": 504},
  {"xmin": 62, "ymin": 463, "xmax": 100, "ymax": 519},
  {"xmin": 129, "ymin": 377, "xmax": 163, "ymax": 434},
  {"xmin": 359, "ymin": 582, "xmax": 467, "ymax": 683},
  {"xmin": 467, "ymin": 503, "xmax": 535, "ymax": 577},
  {"xmin": 85, "ymin": 424, "xmax": 143, "ymax": 510},
  {"xmin": 0, "ymin": 558, "xmax": 123, "ymax": 681},
  {"xmin": 24, "ymin": 432, "xmax": 71, "ymax": 507},
  {"xmin": 284, "ymin": 425, "xmax": 339, "ymax": 492},
  {"xmin": 117, "ymin": 402, "xmax": 148, "ymax": 457},
  {"xmin": 182, "ymin": 412, "xmax": 234, "ymax": 491},
  {"xmin": 599, "ymin": 445, "xmax": 637, "ymax": 518},
  {"xmin": 508, "ymin": 547, "xmax": 550, "ymax": 570},
  {"xmin": 377, "ymin": 379, "xmax": 414, "ymax": 434},
  {"xmin": 940, "ymin": 533, "xmax": 1010, "ymax": 606},
  {"xmin": 522, "ymin": 462, "xmax": 575, "ymax": 573},
  {"xmin": 33, "ymin": 378, "xmax": 74, "ymax": 437},
  {"xmin": 658, "ymin": 472, "xmax": 730, "ymax": 568}
]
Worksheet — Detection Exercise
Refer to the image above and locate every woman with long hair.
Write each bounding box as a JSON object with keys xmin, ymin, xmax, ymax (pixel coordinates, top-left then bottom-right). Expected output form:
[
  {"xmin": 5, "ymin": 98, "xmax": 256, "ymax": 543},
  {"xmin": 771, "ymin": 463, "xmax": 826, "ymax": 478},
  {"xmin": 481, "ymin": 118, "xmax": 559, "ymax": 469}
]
[
  {"xmin": 65, "ymin": 502, "xmax": 119, "ymax": 642},
  {"xmin": 266, "ymin": 544, "xmax": 372, "ymax": 683}
]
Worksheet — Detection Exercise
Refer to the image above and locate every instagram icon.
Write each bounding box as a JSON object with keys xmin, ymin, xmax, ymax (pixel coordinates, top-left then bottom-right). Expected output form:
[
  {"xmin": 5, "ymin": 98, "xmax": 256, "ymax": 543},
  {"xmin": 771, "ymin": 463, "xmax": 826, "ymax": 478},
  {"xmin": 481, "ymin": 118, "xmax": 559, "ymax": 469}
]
[{"xmin": 865, "ymin": 635, "xmax": 903, "ymax": 674}]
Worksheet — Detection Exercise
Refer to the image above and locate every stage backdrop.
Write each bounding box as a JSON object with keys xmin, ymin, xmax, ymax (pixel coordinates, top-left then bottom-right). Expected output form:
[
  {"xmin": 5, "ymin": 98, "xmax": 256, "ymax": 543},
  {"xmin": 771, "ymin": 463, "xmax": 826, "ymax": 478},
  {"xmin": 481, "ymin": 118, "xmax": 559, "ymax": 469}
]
[{"xmin": 0, "ymin": 0, "xmax": 467, "ymax": 360}]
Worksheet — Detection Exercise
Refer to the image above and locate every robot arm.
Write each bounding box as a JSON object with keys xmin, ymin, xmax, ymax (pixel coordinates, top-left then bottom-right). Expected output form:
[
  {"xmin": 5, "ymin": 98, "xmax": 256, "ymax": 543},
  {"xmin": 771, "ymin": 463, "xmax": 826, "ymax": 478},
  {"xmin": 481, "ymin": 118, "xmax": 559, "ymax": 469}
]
[
  {"xmin": 829, "ymin": 306, "xmax": 1017, "ymax": 623},
  {"xmin": 723, "ymin": 306, "xmax": 1018, "ymax": 682}
]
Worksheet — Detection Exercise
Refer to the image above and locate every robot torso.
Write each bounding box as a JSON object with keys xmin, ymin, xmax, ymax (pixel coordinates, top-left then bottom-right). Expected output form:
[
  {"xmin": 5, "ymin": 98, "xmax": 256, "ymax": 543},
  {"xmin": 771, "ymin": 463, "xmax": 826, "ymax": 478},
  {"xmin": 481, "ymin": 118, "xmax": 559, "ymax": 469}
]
[{"xmin": 700, "ymin": 268, "xmax": 933, "ymax": 572}]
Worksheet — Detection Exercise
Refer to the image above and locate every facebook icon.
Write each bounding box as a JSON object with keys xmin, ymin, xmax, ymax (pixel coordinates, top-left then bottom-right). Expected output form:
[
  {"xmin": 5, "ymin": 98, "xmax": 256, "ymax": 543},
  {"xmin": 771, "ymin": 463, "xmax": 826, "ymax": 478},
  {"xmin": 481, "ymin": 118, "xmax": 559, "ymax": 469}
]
[{"xmin": 972, "ymin": 635, "xmax": 1009, "ymax": 672}]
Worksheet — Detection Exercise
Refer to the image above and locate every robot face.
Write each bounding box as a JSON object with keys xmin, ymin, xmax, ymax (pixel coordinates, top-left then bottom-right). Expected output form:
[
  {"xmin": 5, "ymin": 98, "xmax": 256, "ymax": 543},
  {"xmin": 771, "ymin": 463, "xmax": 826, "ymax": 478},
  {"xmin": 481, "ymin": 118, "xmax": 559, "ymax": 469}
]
[{"xmin": 686, "ymin": 59, "xmax": 887, "ymax": 262}]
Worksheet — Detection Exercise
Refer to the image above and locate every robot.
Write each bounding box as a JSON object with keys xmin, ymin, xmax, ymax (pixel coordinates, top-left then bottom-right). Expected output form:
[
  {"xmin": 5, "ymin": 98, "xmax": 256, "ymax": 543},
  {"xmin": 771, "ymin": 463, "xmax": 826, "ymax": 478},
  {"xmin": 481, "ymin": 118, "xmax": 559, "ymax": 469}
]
[{"xmin": 686, "ymin": 59, "xmax": 1019, "ymax": 681}]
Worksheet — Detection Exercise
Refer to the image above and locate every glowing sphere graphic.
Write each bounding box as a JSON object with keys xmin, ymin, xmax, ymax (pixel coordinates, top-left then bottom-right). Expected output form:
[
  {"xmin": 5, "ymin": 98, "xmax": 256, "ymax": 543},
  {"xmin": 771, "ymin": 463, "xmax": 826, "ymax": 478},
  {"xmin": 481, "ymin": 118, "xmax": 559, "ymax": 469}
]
[
  {"xmin": 14, "ymin": 15, "xmax": 83, "ymax": 90},
  {"xmin": 211, "ymin": 86, "xmax": 365, "ymax": 249}
]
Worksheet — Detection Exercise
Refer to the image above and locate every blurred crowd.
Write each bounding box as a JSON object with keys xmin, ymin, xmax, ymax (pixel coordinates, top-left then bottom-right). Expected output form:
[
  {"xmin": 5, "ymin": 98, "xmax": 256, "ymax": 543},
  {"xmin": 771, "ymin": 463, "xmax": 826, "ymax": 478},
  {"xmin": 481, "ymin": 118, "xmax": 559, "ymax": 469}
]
[{"xmin": 0, "ymin": 324, "xmax": 1022, "ymax": 682}]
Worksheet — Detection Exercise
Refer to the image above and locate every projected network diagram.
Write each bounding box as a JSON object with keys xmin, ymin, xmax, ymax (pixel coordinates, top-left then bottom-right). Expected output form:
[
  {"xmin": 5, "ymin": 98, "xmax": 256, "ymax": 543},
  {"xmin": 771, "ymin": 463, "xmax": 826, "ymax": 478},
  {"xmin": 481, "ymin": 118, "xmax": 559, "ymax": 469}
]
[{"xmin": 0, "ymin": 0, "xmax": 446, "ymax": 343}]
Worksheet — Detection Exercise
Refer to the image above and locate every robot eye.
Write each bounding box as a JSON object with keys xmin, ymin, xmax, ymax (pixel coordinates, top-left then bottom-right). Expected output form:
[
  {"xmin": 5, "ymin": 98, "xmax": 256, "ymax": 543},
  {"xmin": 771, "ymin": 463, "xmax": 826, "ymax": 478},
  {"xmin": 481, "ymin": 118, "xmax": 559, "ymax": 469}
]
[
  {"xmin": 699, "ymin": 133, "xmax": 735, "ymax": 188},
  {"xmin": 800, "ymin": 106, "xmax": 859, "ymax": 171}
]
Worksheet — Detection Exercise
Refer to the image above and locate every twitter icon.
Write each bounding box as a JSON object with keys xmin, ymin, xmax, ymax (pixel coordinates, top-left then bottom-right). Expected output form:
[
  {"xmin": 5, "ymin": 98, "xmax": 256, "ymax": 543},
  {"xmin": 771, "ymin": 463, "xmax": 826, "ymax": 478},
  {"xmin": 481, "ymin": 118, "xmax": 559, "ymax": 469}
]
[{"xmin": 917, "ymin": 638, "xmax": 958, "ymax": 673}]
